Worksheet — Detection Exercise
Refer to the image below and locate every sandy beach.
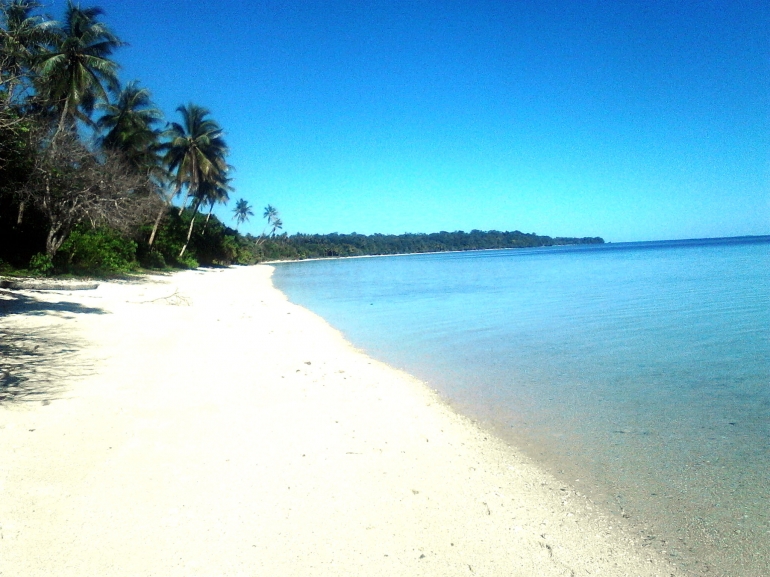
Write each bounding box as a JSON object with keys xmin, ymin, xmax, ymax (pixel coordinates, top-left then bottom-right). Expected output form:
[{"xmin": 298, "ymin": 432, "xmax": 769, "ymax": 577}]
[{"xmin": 0, "ymin": 265, "xmax": 680, "ymax": 576}]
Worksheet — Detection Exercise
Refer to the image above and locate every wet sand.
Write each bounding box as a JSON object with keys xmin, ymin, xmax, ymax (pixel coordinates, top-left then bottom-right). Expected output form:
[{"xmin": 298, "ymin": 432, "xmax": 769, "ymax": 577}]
[{"xmin": 0, "ymin": 265, "xmax": 680, "ymax": 576}]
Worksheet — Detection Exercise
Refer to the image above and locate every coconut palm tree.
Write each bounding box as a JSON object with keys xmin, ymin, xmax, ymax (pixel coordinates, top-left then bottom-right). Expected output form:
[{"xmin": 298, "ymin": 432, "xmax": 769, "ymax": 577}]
[
  {"xmin": 34, "ymin": 1, "xmax": 123, "ymax": 137},
  {"xmin": 1, "ymin": 0, "xmax": 56, "ymax": 225},
  {"xmin": 232, "ymin": 198, "xmax": 253, "ymax": 230},
  {"xmin": 162, "ymin": 103, "xmax": 228, "ymax": 214},
  {"xmin": 176, "ymin": 168, "xmax": 230, "ymax": 258},
  {"xmin": 162, "ymin": 104, "xmax": 229, "ymax": 257},
  {"xmin": 148, "ymin": 103, "xmax": 228, "ymax": 248},
  {"xmin": 199, "ymin": 175, "xmax": 233, "ymax": 233},
  {"xmin": 96, "ymin": 80, "xmax": 163, "ymax": 173},
  {"xmin": 0, "ymin": 0, "xmax": 55, "ymax": 103},
  {"xmin": 256, "ymin": 204, "xmax": 282, "ymax": 245},
  {"xmin": 263, "ymin": 204, "xmax": 278, "ymax": 224},
  {"xmin": 264, "ymin": 204, "xmax": 283, "ymax": 236},
  {"xmin": 269, "ymin": 217, "xmax": 283, "ymax": 237}
]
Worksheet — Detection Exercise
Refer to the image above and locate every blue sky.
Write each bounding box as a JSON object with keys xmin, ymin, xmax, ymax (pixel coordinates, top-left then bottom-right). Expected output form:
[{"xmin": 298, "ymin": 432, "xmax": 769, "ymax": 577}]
[{"xmin": 52, "ymin": 0, "xmax": 768, "ymax": 241}]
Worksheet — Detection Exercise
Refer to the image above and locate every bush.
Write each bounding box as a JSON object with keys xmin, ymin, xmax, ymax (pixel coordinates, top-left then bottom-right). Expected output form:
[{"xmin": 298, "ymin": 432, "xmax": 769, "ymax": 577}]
[
  {"xmin": 141, "ymin": 250, "xmax": 166, "ymax": 269},
  {"xmin": 175, "ymin": 253, "xmax": 199, "ymax": 269},
  {"xmin": 57, "ymin": 226, "xmax": 138, "ymax": 275},
  {"xmin": 29, "ymin": 253, "xmax": 54, "ymax": 276}
]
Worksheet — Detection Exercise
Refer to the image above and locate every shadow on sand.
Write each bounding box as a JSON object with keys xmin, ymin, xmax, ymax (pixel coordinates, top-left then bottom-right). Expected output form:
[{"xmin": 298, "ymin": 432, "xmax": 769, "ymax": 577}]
[{"xmin": 0, "ymin": 290, "xmax": 106, "ymax": 403}]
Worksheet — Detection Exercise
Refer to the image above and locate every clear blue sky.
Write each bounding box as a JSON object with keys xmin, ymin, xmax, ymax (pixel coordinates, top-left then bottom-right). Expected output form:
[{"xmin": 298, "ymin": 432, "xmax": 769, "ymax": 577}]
[{"xmin": 52, "ymin": 0, "xmax": 768, "ymax": 241}]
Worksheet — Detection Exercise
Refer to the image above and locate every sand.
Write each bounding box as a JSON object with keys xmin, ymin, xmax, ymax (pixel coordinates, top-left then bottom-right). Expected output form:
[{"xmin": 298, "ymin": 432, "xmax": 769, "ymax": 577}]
[{"xmin": 0, "ymin": 265, "xmax": 681, "ymax": 576}]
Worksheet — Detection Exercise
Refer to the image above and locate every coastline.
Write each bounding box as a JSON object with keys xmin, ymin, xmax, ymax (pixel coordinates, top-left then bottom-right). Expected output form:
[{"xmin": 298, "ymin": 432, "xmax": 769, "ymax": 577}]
[
  {"xmin": 264, "ymin": 242, "xmax": 593, "ymax": 265},
  {"xmin": 0, "ymin": 265, "xmax": 680, "ymax": 576},
  {"xmin": 265, "ymin": 233, "xmax": 770, "ymax": 265}
]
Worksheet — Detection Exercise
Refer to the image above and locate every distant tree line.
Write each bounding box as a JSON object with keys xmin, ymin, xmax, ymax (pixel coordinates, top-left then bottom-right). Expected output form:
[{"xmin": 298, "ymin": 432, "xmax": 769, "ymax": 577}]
[{"xmin": 253, "ymin": 230, "xmax": 603, "ymax": 261}]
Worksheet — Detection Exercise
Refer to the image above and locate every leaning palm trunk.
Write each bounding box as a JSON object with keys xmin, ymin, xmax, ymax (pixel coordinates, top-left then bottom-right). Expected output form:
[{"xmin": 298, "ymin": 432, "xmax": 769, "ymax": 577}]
[
  {"xmin": 177, "ymin": 158, "xmax": 198, "ymax": 216},
  {"xmin": 201, "ymin": 204, "xmax": 214, "ymax": 234},
  {"xmin": 148, "ymin": 185, "xmax": 178, "ymax": 247},
  {"xmin": 52, "ymin": 96, "xmax": 71, "ymax": 146},
  {"xmin": 177, "ymin": 191, "xmax": 191, "ymax": 216},
  {"xmin": 147, "ymin": 204, "xmax": 165, "ymax": 247},
  {"xmin": 178, "ymin": 198, "xmax": 202, "ymax": 258}
]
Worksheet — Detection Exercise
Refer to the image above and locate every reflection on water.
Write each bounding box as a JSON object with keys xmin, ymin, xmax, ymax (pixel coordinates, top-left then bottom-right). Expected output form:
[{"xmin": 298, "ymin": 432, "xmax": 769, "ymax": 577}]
[{"xmin": 274, "ymin": 237, "xmax": 770, "ymax": 576}]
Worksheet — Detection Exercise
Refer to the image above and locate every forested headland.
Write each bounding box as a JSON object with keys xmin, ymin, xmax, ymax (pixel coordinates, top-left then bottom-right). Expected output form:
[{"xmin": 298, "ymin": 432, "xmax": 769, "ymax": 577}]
[
  {"xmin": 1, "ymin": 1, "xmax": 601, "ymax": 278},
  {"xmin": 257, "ymin": 231, "xmax": 603, "ymax": 260}
]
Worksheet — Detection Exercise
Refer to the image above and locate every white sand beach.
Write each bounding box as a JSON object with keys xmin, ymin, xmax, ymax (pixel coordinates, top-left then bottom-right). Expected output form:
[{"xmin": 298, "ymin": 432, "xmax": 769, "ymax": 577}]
[{"xmin": 0, "ymin": 265, "xmax": 680, "ymax": 576}]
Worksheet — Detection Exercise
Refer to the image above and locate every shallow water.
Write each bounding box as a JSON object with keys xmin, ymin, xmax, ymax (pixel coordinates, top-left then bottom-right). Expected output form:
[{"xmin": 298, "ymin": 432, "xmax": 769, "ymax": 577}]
[{"xmin": 273, "ymin": 237, "xmax": 770, "ymax": 576}]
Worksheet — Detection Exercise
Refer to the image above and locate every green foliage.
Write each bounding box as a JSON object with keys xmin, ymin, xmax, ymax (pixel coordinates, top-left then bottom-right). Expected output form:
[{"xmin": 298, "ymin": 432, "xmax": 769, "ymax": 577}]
[
  {"xmin": 141, "ymin": 249, "xmax": 166, "ymax": 269},
  {"xmin": 146, "ymin": 208, "xmax": 258, "ymax": 267},
  {"xmin": 0, "ymin": 2, "xmax": 243, "ymax": 276},
  {"xmin": 232, "ymin": 198, "xmax": 253, "ymax": 229},
  {"xmin": 148, "ymin": 208, "xmax": 188, "ymax": 264},
  {"xmin": 176, "ymin": 253, "xmax": 198, "ymax": 269},
  {"xmin": 248, "ymin": 230, "xmax": 605, "ymax": 262},
  {"xmin": 28, "ymin": 252, "xmax": 53, "ymax": 275},
  {"xmin": 36, "ymin": 1, "xmax": 124, "ymax": 130},
  {"xmin": 56, "ymin": 225, "xmax": 137, "ymax": 275}
]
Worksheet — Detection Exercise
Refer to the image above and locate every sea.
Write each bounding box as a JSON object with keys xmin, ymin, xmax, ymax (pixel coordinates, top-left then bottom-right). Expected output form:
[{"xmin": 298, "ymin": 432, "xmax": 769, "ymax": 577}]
[{"xmin": 272, "ymin": 236, "xmax": 770, "ymax": 576}]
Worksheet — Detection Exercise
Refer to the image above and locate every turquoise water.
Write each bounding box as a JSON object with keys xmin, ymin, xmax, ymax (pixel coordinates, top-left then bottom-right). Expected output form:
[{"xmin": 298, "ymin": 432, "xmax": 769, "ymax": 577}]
[{"xmin": 272, "ymin": 237, "xmax": 770, "ymax": 576}]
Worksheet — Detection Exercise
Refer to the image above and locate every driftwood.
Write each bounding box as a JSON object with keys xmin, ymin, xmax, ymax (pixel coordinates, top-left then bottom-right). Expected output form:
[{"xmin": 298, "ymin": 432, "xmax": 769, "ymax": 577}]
[{"xmin": 0, "ymin": 278, "xmax": 99, "ymax": 291}]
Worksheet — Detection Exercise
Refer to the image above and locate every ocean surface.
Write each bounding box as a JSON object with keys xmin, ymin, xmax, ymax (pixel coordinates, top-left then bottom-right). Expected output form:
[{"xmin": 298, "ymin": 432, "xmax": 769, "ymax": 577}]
[{"xmin": 272, "ymin": 237, "xmax": 770, "ymax": 576}]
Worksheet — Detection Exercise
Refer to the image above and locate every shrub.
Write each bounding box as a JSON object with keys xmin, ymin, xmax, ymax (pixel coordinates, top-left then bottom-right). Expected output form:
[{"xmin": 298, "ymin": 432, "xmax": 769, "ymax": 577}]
[
  {"xmin": 141, "ymin": 250, "xmax": 166, "ymax": 269},
  {"xmin": 29, "ymin": 253, "xmax": 54, "ymax": 276},
  {"xmin": 175, "ymin": 253, "xmax": 199, "ymax": 269},
  {"xmin": 57, "ymin": 226, "xmax": 138, "ymax": 275}
]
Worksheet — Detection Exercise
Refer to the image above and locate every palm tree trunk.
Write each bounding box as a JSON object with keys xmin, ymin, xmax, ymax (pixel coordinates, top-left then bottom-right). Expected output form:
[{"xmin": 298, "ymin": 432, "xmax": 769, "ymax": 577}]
[
  {"xmin": 148, "ymin": 186, "xmax": 178, "ymax": 247},
  {"xmin": 177, "ymin": 191, "xmax": 190, "ymax": 216},
  {"xmin": 147, "ymin": 204, "xmax": 165, "ymax": 247},
  {"xmin": 178, "ymin": 198, "xmax": 201, "ymax": 258},
  {"xmin": 201, "ymin": 205, "xmax": 214, "ymax": 234},
  {"xmin": 52, "ymin": 96, "xmax": 71, "ymax": 145},
  {"xmin": 178, "ymin": 158, "xmax": 198, "ymax": 216}
]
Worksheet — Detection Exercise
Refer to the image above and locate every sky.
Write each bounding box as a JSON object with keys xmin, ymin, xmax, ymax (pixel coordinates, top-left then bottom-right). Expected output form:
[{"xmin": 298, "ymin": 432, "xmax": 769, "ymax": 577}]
[{"xmin": 49, "ymin": 0, "xmax": 769, "ymax": 241}]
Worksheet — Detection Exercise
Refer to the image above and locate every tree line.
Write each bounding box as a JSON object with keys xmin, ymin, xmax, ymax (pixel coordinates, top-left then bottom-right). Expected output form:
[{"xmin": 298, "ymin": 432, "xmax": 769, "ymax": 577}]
[
  {"xmin": 0, "ymin": 0, "xmax": 273, "ymax": 275},
  {"xmin": 254, "ymin": 230, "xmax": 603, "ymax": 261}
]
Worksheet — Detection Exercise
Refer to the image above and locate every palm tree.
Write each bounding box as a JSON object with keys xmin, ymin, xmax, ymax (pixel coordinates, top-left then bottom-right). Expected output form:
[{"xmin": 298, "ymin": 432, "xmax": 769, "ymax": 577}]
[
  {"xmin": 256, "ymin": 204, "xmax": 282, "ymax": 245},
  {"xmin": 199, "ymin": 175, "xmax": 232, "ymax": 233},
  {"xmin": 270, "ymin": 217, "xmax": 283, "ymax": 237},
  {"xmin": 161, "ymin": 104, "xmax": 229, "ymax": 257},
  {"xmin": 96, "ymin": 80, "xmax": 163, "ymax": 173},
  {"xmin": 34, "ymin": 1, "xmax": 123, "ymax": 137},
  {"xmin": 1, "ymin": 0, "xmax": 55, "ymax": 225},
  {"xmin": 162, "ymin": 103, "xmax": 228, "ymax": 214},
  {"xmin": 176, "ymin": 167, "xmax": 230, "ymax": 258},
  {"xmin": 0, "ymin": 0, "xmax": 55, "ymax": 103},
  {"xmin": 264, "ymin": 204, "xmax": 283, "ymax": 236},
  {"xmin": 148, "ymin": 103, "xmax": 228, "ymax": 249},
  {"xmin": 232, "ymin": 198, "xmax": 253, "ymax": 230}
]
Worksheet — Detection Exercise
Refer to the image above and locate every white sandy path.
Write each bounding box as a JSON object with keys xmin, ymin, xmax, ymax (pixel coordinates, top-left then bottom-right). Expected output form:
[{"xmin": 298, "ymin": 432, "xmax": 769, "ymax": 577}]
[{"xmin": 0, "ymin": 266, "xmax": 680, "ymax": 576}]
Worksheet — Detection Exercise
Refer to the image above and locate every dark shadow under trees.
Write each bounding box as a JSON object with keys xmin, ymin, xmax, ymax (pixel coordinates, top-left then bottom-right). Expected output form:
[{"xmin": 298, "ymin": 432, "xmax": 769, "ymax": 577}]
[{"xmin": 0, "ymin": 290, "xmax": 104, "ymax": 403}]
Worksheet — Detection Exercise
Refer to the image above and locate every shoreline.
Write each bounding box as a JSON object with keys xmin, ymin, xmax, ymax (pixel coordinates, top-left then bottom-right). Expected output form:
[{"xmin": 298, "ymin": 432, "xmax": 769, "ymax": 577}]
[{"xmin": 0, "ymin": 265, "xmax": 681, "ymax": 576}]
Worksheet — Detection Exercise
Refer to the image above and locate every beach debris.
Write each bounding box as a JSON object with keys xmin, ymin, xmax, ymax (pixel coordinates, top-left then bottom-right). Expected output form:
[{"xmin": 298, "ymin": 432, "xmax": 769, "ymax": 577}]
[
  {"xmin": 134, "ymin": 288, "xmax": 191, "ymax": 306},
  {"xmin": 0, "ymin": 278, "xmax": 99, "ymax": 291}
]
